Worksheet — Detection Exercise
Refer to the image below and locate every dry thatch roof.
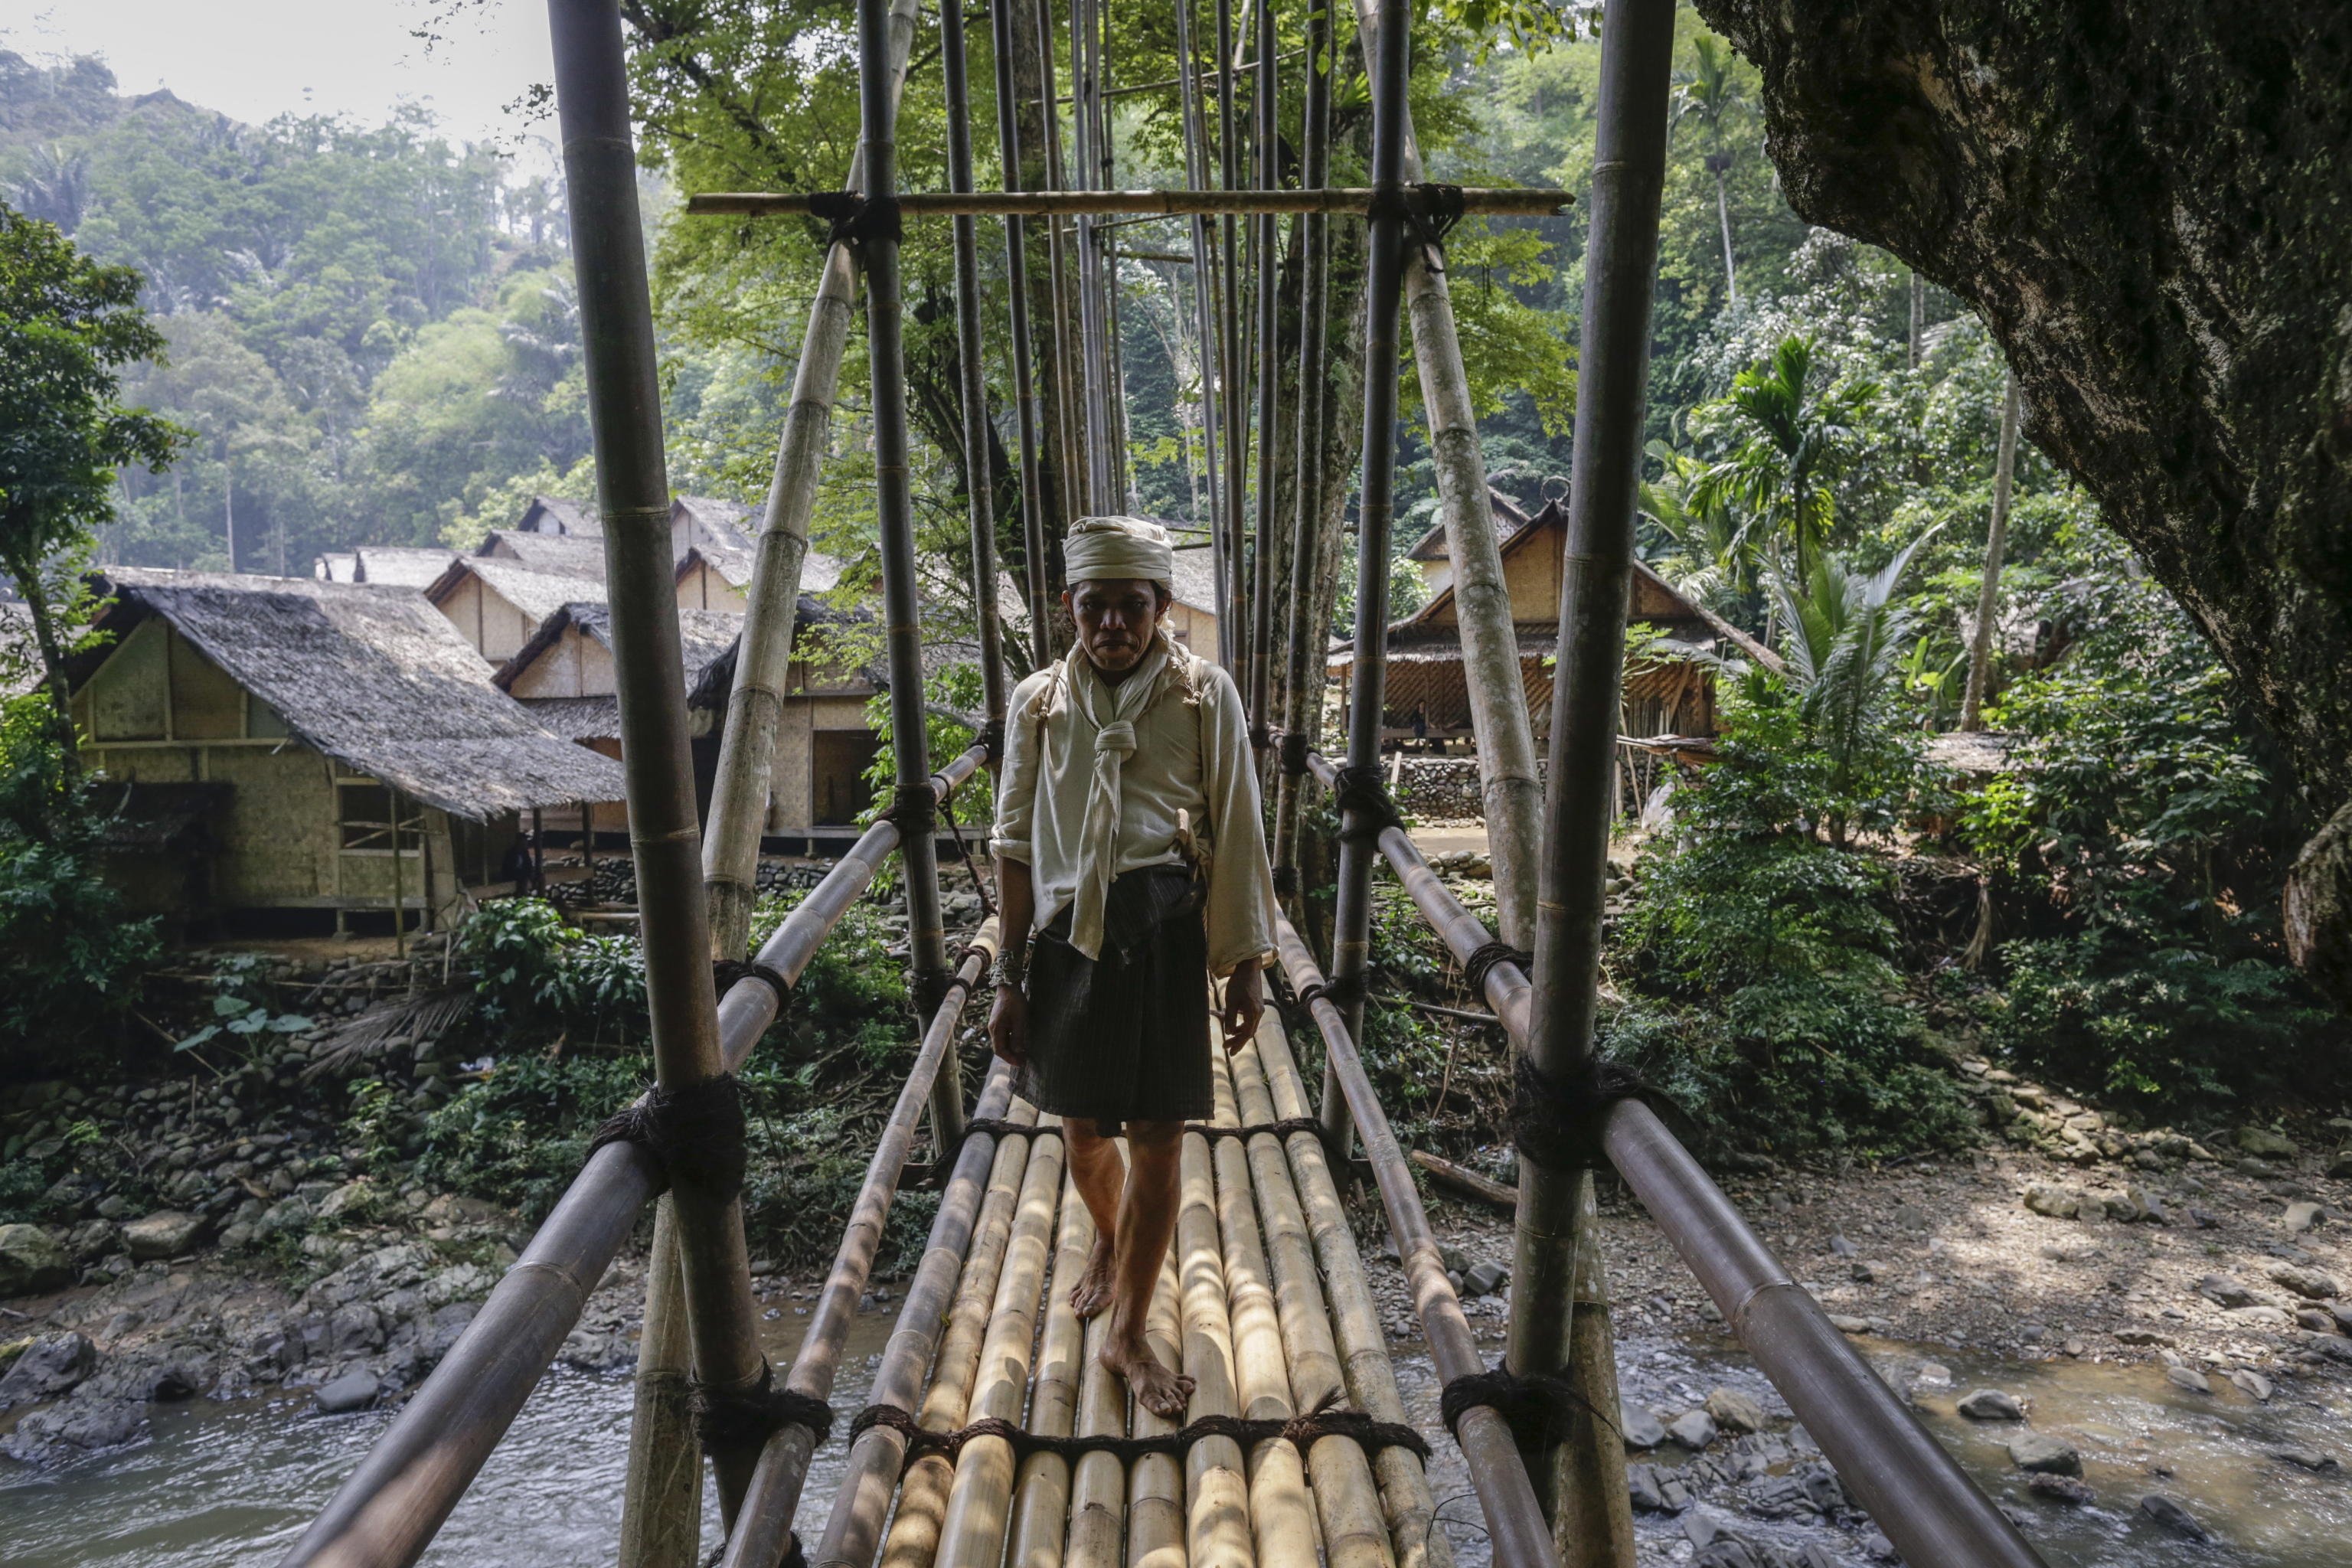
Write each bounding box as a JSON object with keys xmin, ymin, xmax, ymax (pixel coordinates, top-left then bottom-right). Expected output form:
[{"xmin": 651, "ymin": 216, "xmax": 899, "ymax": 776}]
[
  {"xmin": 86, "ymin": 570, "xmax": 626, "ymax": 820},
  {"xmin": 674, "ymin": 495, "xmax": 756, "ymax": 553},
  {"xmin": 476, "ymin": 530, "xmax": 611, "ymax": 575},
  {"xmin": 518, "ymin": 495, "xmax": 596, "ymax": 536},
  {"xmin": 353, "ymin": 546, "xmax": 462, "ymax": 587},
  {"xmin": 496, "ymin": 600, "xmax": 746, "ymax": 724},
  {"xmin": 314, "ymin": 553, "xmax": 358, "ymax": 583},
  {"xmin": 426, "ymin": 556, "xmax": 609, "ymax": 627}
]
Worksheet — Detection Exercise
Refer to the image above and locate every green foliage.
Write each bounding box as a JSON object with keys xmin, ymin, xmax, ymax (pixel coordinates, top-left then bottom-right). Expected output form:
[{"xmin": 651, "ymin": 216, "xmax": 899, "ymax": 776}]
[
  {"xmin": 416, "ymin": 1054, "xmax": 650, "ymax": 1220},
  {"xmin": 175, "ymin": 953, "xmax": 312, "ymax": 1058},
  {"xmin": 0, "ymin": 694, "xmax": 159, "ymax": 1071},
  {"xmin": 451, "ymin": 897, "xmax": 648, "ymax": 1045}
]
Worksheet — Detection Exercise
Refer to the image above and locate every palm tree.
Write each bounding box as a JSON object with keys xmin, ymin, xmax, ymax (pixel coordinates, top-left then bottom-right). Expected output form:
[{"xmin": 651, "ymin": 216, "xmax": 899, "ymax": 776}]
[
  {"xmin": 1768, "ymin": 524, "xmax": 1942, "ymax": 845},
  {"xmin": 1672, "ymin": 37, "xmax": 1750, "ymax": 305},
  {"xmin": 1638, "ymin": 439, "xmax": 1745, "ymax": 606},
  {"xmin": 1695, "ymin": 336, "xmax": 1877, "ymax": 586}
]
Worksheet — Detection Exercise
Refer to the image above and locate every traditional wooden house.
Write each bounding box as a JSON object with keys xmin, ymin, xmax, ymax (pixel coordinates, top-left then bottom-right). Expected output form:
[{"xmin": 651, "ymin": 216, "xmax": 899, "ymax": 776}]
[
  {"xmin": 67, "ymin": 570, "xmax": 624, "ymax": 936},
  {"xmin": 1334, "ymin": 491, "xmax": 1778, "ymax": 743},
  {"xmin": 423, "ymin": 557, "xmax": 611, "ymax": 664},
  {"xmin": 1163, "ymin": 545, "xmax": 1223, "ymax": 661}
]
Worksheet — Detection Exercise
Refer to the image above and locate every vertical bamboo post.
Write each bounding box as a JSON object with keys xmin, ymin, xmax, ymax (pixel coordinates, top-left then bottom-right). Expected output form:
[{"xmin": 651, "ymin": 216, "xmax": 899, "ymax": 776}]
[
  {"xmin": 618, "ymin": 1198, "xmax": 701, "ymax": 1568},
  {"xmin": 547, "ymin": 0, "xmax": 769, "ymax": 1521},
  {"xmin": 854, "ymin": 0, "xmax": 960, "ymax": 1147},
  {"xmin": 1005, "ymin": 1176, "xmax": 1093, "ymax": 1567},
  {"xmin": 942, "ymin": 0, "xmax": 1008, "ymax": 718},
  {"xmin": 701, "ymin": 0, "xmax": 923, "ymax": 959},
  {"xmin": 1553, "ymin": 1178, "xmax": 1636, "ymax": 1566},
  {"xmin": 1270, "ymin": 0, "xmax": 1331, "ymax": 899},
  {"xmin": 1961, "ymin": 373, "xmax": 2021, "ymax": 732},
  {"xmin": 1345, "ymin": 0, "xmax": 1542, "ymax": 950},
  {"xmin": 1323, "ymin": 0, "xmax": 1413, "ymax": 1155},
  {"xmin": 1514, "ymin": 0, "xmax": 1674, "ymax": 1546},
  {"xmin": 1245, "ymin": 0, "xmax": 1279, "ymax": 730},
  {"xmin": 1034, "ymin": 0, "xmax": 1086, "ymax": 528},
  {"xmin": 1068, "ymin": 0, "xmax": 1114, "ymax": 513},
  {"xmin": 990, "ymin": 0, "xmax": 1054, "ymax": 670},
  {"xmin": 1175, "ymin": 0, "xmax": 1229, "ymax": 651},
  {"xmin": 1214, "ymin": 0, "xmax": 1248, "ymax": 675}
]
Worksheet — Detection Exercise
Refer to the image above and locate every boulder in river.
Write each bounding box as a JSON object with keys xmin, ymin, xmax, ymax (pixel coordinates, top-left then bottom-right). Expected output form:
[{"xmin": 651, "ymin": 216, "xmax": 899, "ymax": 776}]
[
  {"xmin": 0, "ymin": 1332, "xmax": 96, "ymax": 1406},
  {"xmin": 2165, "ymin": 1364, "xmax": 2212, "ymax": 1394},
  {"xmin": 0, "ymin": 1223, "xmax": 70, "ymax": 1295},
  {"xmin": 2029, "ymin": 1474, "xmax": 2096, "ymax": 1504},
  {"xmin": 1666, "ymin": 1408, "xmax": 1719, "ymax": 1449},
  {"xmin": 1619, "ymin": 1402, "xmax": 1668, "ymax": 1449},
  {"xmin": 1957, "ymin": 1388, "xmax": 2025, "ymax": 1420},
  {"xmin": 2139, "ymin": 1494, "xmax": 2208, "ymax": 1540},
  {"xmin": 2007, "ymin": 1432, "xmax": 2082, "ymax": 1475},
  {"xmin": 315, "ymin": 1368, "xmax": 381, "ymax": 1414},
  {"xmin": 2270, "ymin": 1447, "xmax": 2340, "ymax": 1472},
  {"xmin": 1704, "ymin": 1387, "xmax": 1767, "ymax": 1434}
]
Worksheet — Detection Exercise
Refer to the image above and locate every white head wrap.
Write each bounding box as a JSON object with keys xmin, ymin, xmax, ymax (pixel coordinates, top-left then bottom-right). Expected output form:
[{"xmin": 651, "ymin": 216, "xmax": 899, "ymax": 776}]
[{"xmin": 1063, "ymin": 515, "xmax": 1174, "ymax": 584}]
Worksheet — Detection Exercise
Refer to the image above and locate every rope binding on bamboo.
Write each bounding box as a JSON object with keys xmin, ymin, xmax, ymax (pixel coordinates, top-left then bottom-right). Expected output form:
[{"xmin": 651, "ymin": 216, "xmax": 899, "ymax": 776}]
[
  {"xmin": 1508, "ymin": 1055, "xmax": 1685, "ymax": 1171},
  {"xmin": 972, "ymin": 715, "xmax": 1006, "ymax": 766},
  {"xmin": 1277, "ymin": 728, "xmax": 1312, "ymax": 776},
  {"xmin": 1439, "ymin": 1364, "xmax": 1615, "ymax": 1449},
  {"xmin": 1329, "ymin": 763, "xmax": 1405, "ymax": 841},
  {"xmin": 806, "ymin": 189, "xmax": 906, "ymax": 248},
  {"xmin": 848, "ymin": 1387, "xmax": 1430, "ymax": 1467},
  {"xmin": 713, "ymin": 957, "xmax": 795, "ymax": 1010},
  {"xmin": 691, "ymin": 1357, "xmax": 837, "ymax": 1449},
  {"xmin": 948, "ymin": 1114, "xmax": 1330, "ymax": 1150},
  {"xmin": 1459, "ymin": 940, "xmax": 1531, "ymax": 998},
  {"xmin": 1364, "ymin": 179, "xmax": 1468, "ymax": 273},
  {"xmin": 585, "ymin": 1075, "xmax": 747, "ymax": 1200}
]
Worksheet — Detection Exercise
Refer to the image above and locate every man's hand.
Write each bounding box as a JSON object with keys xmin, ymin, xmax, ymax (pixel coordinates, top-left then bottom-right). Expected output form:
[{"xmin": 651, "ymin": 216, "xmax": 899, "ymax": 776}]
[
  {"xmin": 1218, "ymin": 963, "xmax": 1264, "ymax": 1054},
  {"xmin": 988, "ymin": 983, "xmax": 1030, "ymax": 1068}
]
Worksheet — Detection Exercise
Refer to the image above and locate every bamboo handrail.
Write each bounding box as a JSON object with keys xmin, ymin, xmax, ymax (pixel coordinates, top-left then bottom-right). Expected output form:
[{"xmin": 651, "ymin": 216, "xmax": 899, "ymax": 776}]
[
  {"xmin": 280, "ymin": 747, "xmax": 985, "ymax": 1568},
  {"xmin": 1273, "ymin": 916, "xmax": 1564, "ymax": 1568},
  {"xmin": 688, "ymin": 187, "xmax": 1570, "ymax": 217},
  {"xmin": 1292, "ymin": 756, "xmax": 2046, "ymax": 1568},
  {"xmin": 717, "ymin": 926, "xmax": 999, "ymax": 1568}
]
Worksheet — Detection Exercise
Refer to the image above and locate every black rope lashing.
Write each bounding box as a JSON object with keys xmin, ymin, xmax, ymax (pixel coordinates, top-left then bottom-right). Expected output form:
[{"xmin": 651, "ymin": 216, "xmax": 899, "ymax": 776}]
[
  {"xmin": 1272, "ymin": 864, "xmax": 1300, "ymax": 899},
  {"xmin": 586, "ymin": 1075, "xmax": 748, "ymax": 1201},
  {"xmin": 1508, "ymin": 1055, "xmax": 1684, "ymax": 1171},
  {"xmin": 714, "ymin": 957, "xmax": 794, "ymax": 1011},
  {"xmin": 692, "ymin": 1359, "xmax": 837, "ymax": 1452},
  {"xmin": 1187, "ymin": 1116, "xmax": 1326, "ymax": 1143},
  {"xmin": 807, "ymin": 189, "xmax": 905, "ymax": 249},
  {"xmin": 882, "ymin": 781, "xmax": 938, "ymax": 840},
  {"xmin": 1439, "ymin": 1365, "xmax": 1616, "ymax": 1449},
  {"xmin": 1249, "ymin": 720, "xmax": 1274, "ymax": 754},
  {"xmin": 1329, "ymin": 763, "xmax": 1404, "ymax": 842},
  {"xmin": 1278, "ymin": 730, "xmax": 1312, "ymax": 778},
  {"xmin": 1459, "ymin": 941, "xmax": 1532, "ymax": 999},
  {"xmin": 1295, "ymin": 972, "xmax": 1364, "ymax": 1014},
  {"xmin": 1364, "ymin": 181, "xmax": 1468, "ymax": 272},
  {"xmin": 850, "ymin": 1389, "xmax": 1429, "ymax": 1467},
  {"xmin": 972, "ymin": 716, "xmax": 1006, "ymax": 766}
]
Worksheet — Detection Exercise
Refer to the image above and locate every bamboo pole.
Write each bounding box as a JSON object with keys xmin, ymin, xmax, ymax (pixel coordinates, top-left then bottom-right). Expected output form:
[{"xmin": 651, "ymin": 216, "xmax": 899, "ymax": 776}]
[
  {"xmin": 942, "ymin": 0, "xmax": 1009, "ymax": 719},
  {"xmin": 1346, "ymin": 0, "xmax": 1544, "ymax": 953},
  {"xmin": 548, "ymin": 0, "xmax": 767, "ymax": 1519},
  {"xmin": 877, "ymin": 1107, "xmax": 1042, "ymax": 1568},
  {"xmin": 1204, "ymin": 1056, "xmax": 1317, "ymax": 1567},
  {"xmin": 718, "ymin": 932, "xmax": 1000, "ymax": 1568},
  {"xmin": 1515, "ymin": 0, "xmax": 1674, "ymax": 1532},
  {"xmin": 812, "ymin": 1088, "xmax": 1039, "ymax": 1568},
  {"xmin": 700, "ymin": 0, "xmax": 923, "ymax": 959},
  {"xmin": 1062, "ymin": 1280, "xmax": 1126, "ymax": 1568},
  {"xmin": 854, "ymin": 0, "xmax": 961, "ymax": 1155},
  {"xmin": 279, "ymin": 753, "xmax": 985, "ymax": 1568},
  {"xmin": 617, "ymin": 1198, "xmax": 700, "ymax": 1568},
  {"xmin": 1214, "ymin": 0, "xmax": 1247, "ymax": 679},
  {"xmin": 1961, "ymin": 372, "xmax": 2022, "ymax": 731},
  {"xmin": 1069, "ymin": 0, "xmax": 1115, "ymax": 512},
  {"xmin": 1174, "ymin": 0, "xmax": 1229, "ymax": 653},
  {"xmin": 1233, "ymin": 1030, "xmax": 1454, "ymax": 1568},
  {"xmin": 1245, "ymin": 0, "xmax": 1279, "ymax": 731},
  {"xmin": 1177, "ymin": 1119, "xmax": 1256, "ymax": 1568},
  {"xmin": 1324, "ymin": 0, "xmax": 1415, "ymax": 1155},
  {"xmin": 1006, "ymin": 1174, "xmax": 1093, "ymax": 1568},
  {"xmin": 1272, "ymin": 916, "xmax": 1563, "ymax": 1568},
  {"xmin": 1125, "ymin": 1252, "xmax": 1189, "ymax": 1568},
  {"xmin": 990, "ymin": 0, "xmax": 1054, "ymax": 670},
  {"xmin": 933, "ymin": 1117, "xmax": 1068, "ymax": 1568}
]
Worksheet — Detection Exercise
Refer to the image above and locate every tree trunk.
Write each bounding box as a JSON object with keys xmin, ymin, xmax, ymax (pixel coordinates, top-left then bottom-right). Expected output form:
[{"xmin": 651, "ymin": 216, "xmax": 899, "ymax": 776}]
[
  {"xmin": 1960, "ymin": 373, "xmax": 2020, "ymax": 731},
  {"xmin": 1349, "ymin": 0, "xmax": 1544, "ymax": 952},
  {"xmin": 1692, "ymin": 0, "xmax": 2352, "ymax": 1002},
  {"xmin": 14, "ymin": 567, "xmax": 82, "ymax": 768},
  {"xmin": 1713, "ymin": 163, "xmax": 1737, "ymax": 304}
]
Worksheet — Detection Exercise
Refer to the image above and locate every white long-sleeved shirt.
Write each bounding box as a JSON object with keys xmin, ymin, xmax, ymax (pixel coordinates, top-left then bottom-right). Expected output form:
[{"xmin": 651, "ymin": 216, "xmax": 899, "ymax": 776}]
[{"xmin": 991, "ymin": 635, "xmax": 1277, "ymax": 976}]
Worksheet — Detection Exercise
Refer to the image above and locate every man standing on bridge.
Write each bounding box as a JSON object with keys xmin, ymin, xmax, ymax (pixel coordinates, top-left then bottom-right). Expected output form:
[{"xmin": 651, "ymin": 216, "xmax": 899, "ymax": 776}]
[{"xmin": 988, "ymin": 516, "xmax": 1276, "ymax": 1417}]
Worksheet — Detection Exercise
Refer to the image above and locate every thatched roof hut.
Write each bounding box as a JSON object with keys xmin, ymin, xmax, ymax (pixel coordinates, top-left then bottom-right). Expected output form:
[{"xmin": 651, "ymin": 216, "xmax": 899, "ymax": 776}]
[{"xmin": 351, "ymin": 546, "xmax": 462, "ymax": 588}]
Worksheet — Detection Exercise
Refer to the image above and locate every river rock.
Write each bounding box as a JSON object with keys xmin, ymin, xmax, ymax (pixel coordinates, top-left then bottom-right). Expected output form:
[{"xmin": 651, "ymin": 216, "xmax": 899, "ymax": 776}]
[
  {"xmin": 2165, "ymin": 1364, "xmax": 2212, "ymax": 1394},
  {"xmin": 2230, "ymin": 1368, "xmax": 2275, "ymax": 1401},
  {"xmin": 2, "ymin": 1392, "xmax": 147, "ymax": 1460},
  {"xmin": 2272, "ymin": 1446, "xmax": 2340, "ymax": 1472},
  {"xmin": 2007, "ymin": 1432, "xmax": 2082, "ymax": 1475},
  {"xmin": 2197, "ymin": 1272, "xmax": 2258, "ymax": 1308},
  {"xmin": 2139, "ymin": 1494, "xmax": 2208, "ymax": 1540},
  {"xmin": 2283, "ymin": 1202, "xmax": 2328, "ymax": 1235},
  {"xmin": 0, "ymin": 1332, "xmax": 96, "ymax": 1406},
  {"xmin": 1463, "ymin": 1260, "xmax": 1508, "ymax": 1297},
  {"xmin": 2329, "ymin": 1149, "xmax": 2352, "ymax": 1178},
  {"xmin": 315, "ymin": 1368, "xmax": 380, "ymax": 1414},
  {"xmin": 2330, "ymin": 1300, "xmax": 2352, "ymax": 1334},
  {"xmin": 2230, "ymin": 1303, "xmax": 2295, "ymax": 1328},
  {"xmin": 315, "ymin": 1181, "xmax": 377, "ymax": 1223},
  {"xmin": 124, "ymin": 1210, "xmax": 204, "ymax": 1261},
  {"xmin": 1705, "ymin": 1387, "xmax": 1767, "ymax": 1434},
  {"xmin": 2237, "ymin": 1127, "xmax": 2298, "ymax": 1160},
  {"xmin": 1667, "ymin": 1409, "xmax": 1719, "ymax": 1449},
  {"xmin": 0, "ymin": 1224, "xmax": 70, "ymax": 1296},
  {"xmin": 1626, "ymin": 1461, "xmax": 1690, "ymax": 1511},
  {"xmin": 1827, "ymin": 1314, "xmax": 1872, "ymax": 1334},
  {"xmin": 2028, "ymin": 1474, "xmax": 2096, "ymax": 1507},
  {"xmin": 2023, "ymin": 1185, "xmax": 2080, "ymax": 1219},
  {"xmin": 1620, "ymin": 1402, "xmax": 1668, "ymax": 1449},
  {"xmin": 1958, "ymin": 1388, "xmax": 2025, "ymax": 1421}
]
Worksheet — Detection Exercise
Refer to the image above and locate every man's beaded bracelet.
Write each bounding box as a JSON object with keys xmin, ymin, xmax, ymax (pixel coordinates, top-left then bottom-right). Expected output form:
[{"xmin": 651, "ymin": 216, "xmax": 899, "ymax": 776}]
[{"xmin": 988, "ymin": 950, "xmax": 1027, "ymax": 991}]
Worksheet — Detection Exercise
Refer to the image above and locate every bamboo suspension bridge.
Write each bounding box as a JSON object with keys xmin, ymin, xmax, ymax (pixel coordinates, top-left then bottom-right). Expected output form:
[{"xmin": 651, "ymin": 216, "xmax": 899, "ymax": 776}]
[{"xmin": 276, "ymin": 0, "xmax": 2047, "ymax": 1565}]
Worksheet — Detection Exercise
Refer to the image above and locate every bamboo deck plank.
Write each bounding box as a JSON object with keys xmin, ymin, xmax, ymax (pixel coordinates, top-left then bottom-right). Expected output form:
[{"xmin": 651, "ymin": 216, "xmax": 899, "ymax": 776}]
[
  {"xmin": 1126, "ymin": 1252, "xmax": 1188, "ymax": 1568},
  {"xmin": 1178, "ymin": 1119, "xmax": 1255, "ymax": 1568},
  {"xmin": 1008, "ymin": 1173, "xmax": 1093, "ymax": 1568}
]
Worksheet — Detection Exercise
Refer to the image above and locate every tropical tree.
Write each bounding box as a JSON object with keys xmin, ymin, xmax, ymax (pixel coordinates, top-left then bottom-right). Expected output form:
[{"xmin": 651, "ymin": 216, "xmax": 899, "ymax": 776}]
[
  {"xmin": 1671, "ymin": 36, "xmax": 1751, "ymax": 304},
  {"xmin": 0, "ymin": 204, "xmax": 187, "ymax": 759},
  {"xmin": 1638, "ymin": 439, "xmax": 1745, "ymax": 606},
  {"xmin": 1695, "ymin": 335, "xmax": 1877, "ymax": 586}
]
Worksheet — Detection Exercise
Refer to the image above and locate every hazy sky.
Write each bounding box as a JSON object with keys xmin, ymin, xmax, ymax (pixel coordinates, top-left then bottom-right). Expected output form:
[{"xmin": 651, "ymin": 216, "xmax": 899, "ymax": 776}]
[{"xmin": 0, "ymin": 0, "xmax": 553, "ymax": 145}]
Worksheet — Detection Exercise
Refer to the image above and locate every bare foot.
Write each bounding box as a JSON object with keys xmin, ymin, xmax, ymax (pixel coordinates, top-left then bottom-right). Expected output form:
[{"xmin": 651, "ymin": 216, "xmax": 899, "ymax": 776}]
[
  {"xmin": 1101, "ymin": 1334, "xmax": 1195, "ymax": 1419},
  {"xmin": 1069, "ymin": 1236, "xmax": 1116, "ymax": 1319}
]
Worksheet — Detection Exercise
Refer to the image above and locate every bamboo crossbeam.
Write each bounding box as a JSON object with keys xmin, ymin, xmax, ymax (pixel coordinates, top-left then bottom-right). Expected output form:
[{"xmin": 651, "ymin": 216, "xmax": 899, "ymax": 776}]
[
  {"xmin": 1234, "ymin": 1033, "xmax": 1455, "ymax": 1568},
  {"xmin": 1177, "ymin": 1119, "xmax": 1256, "ymax": 1568},
  {"xmin": 719, "ymin": 929, "xmax": 1001, "ymax": 1568},
  {"xmin": 1005, "ymin": 1176, "xmax": 1092, "ymax": 1568},
  {"xmin": 1272, "ymin": 916, "xmax": 1563, "ymax": 1568},
  {"xmin": 688, "ymin": 187, "xmax": 1570, "ymax": 217},
  {"xmin": 812, "ymin": 1085, "xmax": 1038, "ymax": 1568},
  {"xmin": 282, "ymin": 751, "xmax": 987, "ymax": 1568},
  {"xmin": 932, "ymin": 1116, "xmax": 1067, "ymax": 1568}
]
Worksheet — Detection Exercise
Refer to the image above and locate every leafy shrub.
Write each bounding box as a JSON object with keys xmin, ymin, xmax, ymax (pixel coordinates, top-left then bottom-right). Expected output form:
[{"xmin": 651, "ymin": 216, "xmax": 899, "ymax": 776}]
[
  {"xmin": 418, "ymin": 1054, "xmax": 649, "ymax": 1218},
  {"xmin": 454, "ymin": 897, "xmax": 582, "ymax": 1028}
]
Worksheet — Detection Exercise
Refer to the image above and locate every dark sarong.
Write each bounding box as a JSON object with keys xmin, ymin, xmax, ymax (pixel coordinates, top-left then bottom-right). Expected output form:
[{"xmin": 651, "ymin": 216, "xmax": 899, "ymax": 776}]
[{"xmin": 1020, "ymin": 864, "xmax": 1210, "ymax": 1129}]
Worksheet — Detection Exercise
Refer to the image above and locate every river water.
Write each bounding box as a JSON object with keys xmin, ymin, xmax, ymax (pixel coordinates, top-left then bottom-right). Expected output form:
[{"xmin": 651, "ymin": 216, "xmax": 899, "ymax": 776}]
[{"xmin": 7, "ymin": 1315, "xmax": 2347, "ymax": 1565}]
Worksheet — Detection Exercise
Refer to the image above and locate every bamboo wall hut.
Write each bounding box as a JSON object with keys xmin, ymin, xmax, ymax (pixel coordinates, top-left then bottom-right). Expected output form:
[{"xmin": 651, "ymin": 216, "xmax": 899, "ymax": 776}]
[
  {"xmin": 66, "ymin": 569, "xmax": 624, "ymax": 936},
  {"xmin": 1337, "ymin": 489, "xmax": 1778, "ymax": 743}
]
